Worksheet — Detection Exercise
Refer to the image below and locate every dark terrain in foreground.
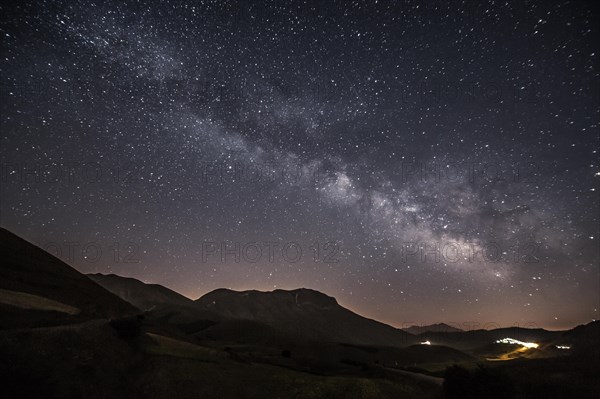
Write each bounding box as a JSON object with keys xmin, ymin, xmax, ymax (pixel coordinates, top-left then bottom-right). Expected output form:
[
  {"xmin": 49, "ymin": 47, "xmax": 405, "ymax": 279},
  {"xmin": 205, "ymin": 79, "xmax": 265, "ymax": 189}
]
[{"xmin": 1, "ymin": 228, "xmax": 598, "ymax": 399}]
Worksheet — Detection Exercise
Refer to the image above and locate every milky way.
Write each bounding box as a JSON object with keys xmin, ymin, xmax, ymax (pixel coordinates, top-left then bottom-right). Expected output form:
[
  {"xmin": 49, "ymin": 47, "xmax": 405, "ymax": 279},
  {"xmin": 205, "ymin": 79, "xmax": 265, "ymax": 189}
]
[{"xmin": 1, "ymin": 0, "xmax": 598, "ymax": 329}]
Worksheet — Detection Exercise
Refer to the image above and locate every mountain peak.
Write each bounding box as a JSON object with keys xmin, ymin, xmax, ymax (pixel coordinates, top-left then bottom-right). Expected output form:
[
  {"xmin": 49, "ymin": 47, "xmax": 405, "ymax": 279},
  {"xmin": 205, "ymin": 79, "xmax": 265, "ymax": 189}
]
[
  {"xmin": 404, "ymin": 323, "xmax": 463, "ymax": 335},
  {"xmin": 198, "ymin": 287, "xmax": 338, "ymax": 307},
  {"xmin": 276, "ymin": 288, "xmax": 339, "ymax": 306}
]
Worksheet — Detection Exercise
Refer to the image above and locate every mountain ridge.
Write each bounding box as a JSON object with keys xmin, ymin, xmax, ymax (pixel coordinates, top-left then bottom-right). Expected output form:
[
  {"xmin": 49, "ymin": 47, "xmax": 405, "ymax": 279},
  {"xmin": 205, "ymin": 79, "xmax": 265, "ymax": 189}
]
[
  {"xmin": 88, "ymin": 273, "xmax": 195, "ymax": 310},
  {"xmin": 86, "ymin": 270, "xmax": 416, "ymax": 347}
]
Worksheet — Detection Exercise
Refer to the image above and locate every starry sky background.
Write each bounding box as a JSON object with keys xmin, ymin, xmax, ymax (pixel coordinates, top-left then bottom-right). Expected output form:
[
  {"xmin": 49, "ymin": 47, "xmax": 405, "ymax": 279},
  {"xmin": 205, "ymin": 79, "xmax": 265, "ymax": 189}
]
[{"xmin": 1, "ymin": 0, "xmax": 598, "ymax": 330}]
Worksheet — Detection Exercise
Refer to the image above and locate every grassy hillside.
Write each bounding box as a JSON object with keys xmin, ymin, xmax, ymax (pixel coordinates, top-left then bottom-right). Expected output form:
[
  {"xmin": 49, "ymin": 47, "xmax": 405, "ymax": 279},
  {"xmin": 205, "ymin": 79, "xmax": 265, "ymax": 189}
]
[
  {"xmin": 0, "ymin": 318, "xmax": 442, "ymax": 399},
  {"xmin": 0, "ymin": 288, "xmax": 80, "ymax": 315},
  {"xmin": 0, "ymin": 228, "xmax": 138, "ymax": 321}
]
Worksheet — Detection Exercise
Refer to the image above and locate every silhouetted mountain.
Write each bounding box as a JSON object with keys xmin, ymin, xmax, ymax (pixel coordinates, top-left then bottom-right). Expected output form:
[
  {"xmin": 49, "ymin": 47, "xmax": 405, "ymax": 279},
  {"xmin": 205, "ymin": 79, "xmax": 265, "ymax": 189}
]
[
  {"xmin": 195, "ymin": 287, "xmax": 418, "ymax": 347},
  {"xmin": 0, "ymin": 228, "xmax": 137, "ymax": 327},
  {"xmin": 404, "ymin": 323, "xmax": 463, "ymax": 335}
]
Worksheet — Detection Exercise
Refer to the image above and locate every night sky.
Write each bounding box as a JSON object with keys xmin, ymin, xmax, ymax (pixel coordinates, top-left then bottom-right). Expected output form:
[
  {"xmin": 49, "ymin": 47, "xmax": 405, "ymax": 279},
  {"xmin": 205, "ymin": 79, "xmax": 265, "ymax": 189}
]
[{"xmin": 1, "ymin": 0, "xmax": 598, "ymax": 330}]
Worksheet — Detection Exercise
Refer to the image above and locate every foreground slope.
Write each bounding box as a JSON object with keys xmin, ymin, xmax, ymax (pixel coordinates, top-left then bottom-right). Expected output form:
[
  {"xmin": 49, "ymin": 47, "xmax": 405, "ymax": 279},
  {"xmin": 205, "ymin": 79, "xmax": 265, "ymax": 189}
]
[
  {"xmin": 0, "ymin": 228, "xmax": 137, "ymax": 327},
  {"xmin": 0, "ymin": 319, "xmax": 441, "ymax": 399}
]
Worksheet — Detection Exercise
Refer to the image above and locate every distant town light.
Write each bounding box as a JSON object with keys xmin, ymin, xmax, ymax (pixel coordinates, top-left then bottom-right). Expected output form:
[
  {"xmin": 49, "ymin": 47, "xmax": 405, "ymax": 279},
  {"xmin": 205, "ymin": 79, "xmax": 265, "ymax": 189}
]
[
  {"xmin": 420, "ymin": 340, "xmax": 431, "ymax": 345},
  {"xmin": 555, "ymin": 345, "xmax": 571, "ymax": 350},
  {"xmin": 495, "ymin": 337, "xmax": 539, "ymax": 348}
]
